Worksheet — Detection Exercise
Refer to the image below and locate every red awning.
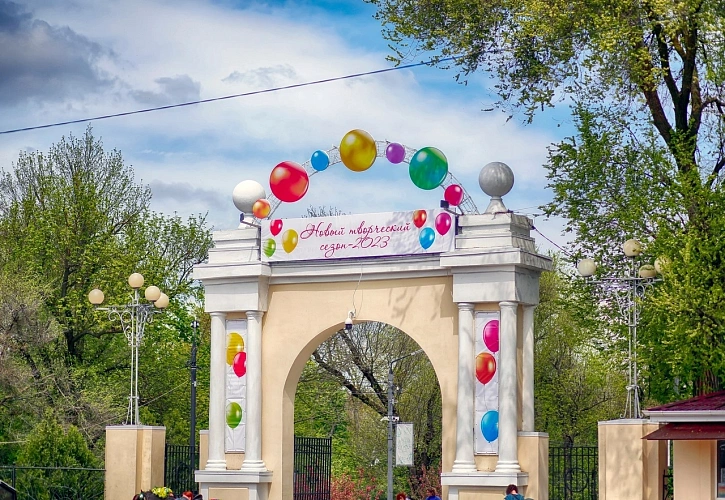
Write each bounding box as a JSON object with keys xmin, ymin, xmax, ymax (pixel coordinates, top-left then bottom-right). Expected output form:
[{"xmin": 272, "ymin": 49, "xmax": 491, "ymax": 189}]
[{"xmin": 643, "ymin": 423, "xmax": 725, "ymax": 440}]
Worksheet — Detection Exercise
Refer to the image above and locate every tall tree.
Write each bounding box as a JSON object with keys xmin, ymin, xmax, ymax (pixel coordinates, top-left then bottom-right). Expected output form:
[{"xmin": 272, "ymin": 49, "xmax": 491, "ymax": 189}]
[{"xmin": 368, "ymin": 0, "xmax": 725, "ymax": 399}]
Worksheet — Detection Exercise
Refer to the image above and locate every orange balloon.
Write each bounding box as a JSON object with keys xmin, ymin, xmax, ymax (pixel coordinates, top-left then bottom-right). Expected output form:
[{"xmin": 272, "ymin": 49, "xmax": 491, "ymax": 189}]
[
  {"xmin": 476, "ymin": 352, "xmax": 496, "ymax": 384},
  {"xmin": 282, "ymin": 229, "xmax": 298, "ymax": 253},
  {"xmin": 252, "ymin": 198, "xmax": 271, "ymax": 218},
  {"xmin": 339, "ymin": 129, "xmax": 377, "ymax": 172}
]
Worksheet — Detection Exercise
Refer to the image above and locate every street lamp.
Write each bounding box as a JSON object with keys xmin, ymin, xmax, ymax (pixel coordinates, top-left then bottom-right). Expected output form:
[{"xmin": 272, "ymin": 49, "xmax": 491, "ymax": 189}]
[
  {"xmin": 88, "ymin": 273, "xmax": 169, "ymax": 425},
  {"xmin": 189, "ymin": 319, "xmax": 199, "ymax": 486},
  {"xmin": 386, "ymin": 348, "xmax": 424, "ymax": 500},
  {"xmin": 577, "ymin": 239, "xmax": 661, "ymax": 419}
]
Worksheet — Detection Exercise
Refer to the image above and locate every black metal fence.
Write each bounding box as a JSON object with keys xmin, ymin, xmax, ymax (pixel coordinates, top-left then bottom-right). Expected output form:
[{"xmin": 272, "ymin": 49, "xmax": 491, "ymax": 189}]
[
  {"xmin": 165, "ymin": 444, "xmax": 199, "ymax": 495},
  {"xmin": 549, "ymin": 444, "xmax": 598, "ymax": 500},
  {"xmin": 293, "ymin": 436, "xmax": 332, "ymax": 500},
  {"xmin": 662, "ymin": 466, "xmax": 673, "ymax": 500},
  {"xmin": 0, "ymin": 466, "xmax": 104, "ymax": 500}
]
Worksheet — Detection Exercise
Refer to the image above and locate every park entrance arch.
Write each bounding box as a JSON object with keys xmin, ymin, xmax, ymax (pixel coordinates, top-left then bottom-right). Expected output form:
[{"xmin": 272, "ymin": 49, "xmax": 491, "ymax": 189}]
[{"xmin": 192, "ymin": 149, "xmax": 552, "ymax": 500}]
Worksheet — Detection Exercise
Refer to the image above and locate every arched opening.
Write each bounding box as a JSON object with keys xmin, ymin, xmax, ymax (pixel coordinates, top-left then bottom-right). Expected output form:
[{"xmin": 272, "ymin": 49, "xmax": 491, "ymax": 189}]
[{"xmin": 291, "ymin": 320, "xmax": 443, "ymax": 499}]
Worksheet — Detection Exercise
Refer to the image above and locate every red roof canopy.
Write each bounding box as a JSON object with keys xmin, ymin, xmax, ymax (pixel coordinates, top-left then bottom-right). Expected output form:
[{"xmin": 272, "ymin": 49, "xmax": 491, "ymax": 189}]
[
  {"xmin": 646, "ymin": 390, "xmax": 725, "ymax": 412},
  {"xmin": 644, "ymin": 422, "xmax": 725, "ymax": 440}
]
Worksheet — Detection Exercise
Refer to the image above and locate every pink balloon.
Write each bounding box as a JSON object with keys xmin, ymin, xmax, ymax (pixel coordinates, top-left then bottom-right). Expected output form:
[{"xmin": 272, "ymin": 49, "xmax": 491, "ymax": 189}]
[
  {"xmin": 233, "ymin": 351, "xmax": 247, "ymax": 377},
  {"xmin": 483, "ymin": 320, "xmax": 499, "ymax": 353},
  {"xmin": 444, "ymin": 184, "xmax": 464, "ymax": 206},
  {"xmin": 435, "ymin": 212, "xmax": 452, "ymax": 235}
]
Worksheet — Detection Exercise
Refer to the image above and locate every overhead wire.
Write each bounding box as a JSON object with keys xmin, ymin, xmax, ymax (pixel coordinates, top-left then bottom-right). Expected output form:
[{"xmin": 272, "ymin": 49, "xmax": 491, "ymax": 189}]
[{"xmin": 0, "ymin": 57, "xmax": 456, "ymax": 136}]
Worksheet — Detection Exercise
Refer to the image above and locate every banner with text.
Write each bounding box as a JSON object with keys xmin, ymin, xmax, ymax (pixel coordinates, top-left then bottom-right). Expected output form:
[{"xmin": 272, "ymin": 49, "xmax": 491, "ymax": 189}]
[{"xmin": 260, "ymin": 209, "xmax": 455, "ymax": 261}]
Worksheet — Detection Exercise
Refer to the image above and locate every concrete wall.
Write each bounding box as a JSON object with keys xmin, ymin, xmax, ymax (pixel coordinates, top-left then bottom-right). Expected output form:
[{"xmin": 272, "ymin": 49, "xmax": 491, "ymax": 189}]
[
  {"xmin": 518, "ymin": 432, "xmax": 549, "ymax": 500},
  {"xmin": 105, "ymin": 426, "xmax": 166, "ymax": 500},
  {"xmin": 673, "ymin": 440, "xmax": 715, "ymax": 499},
  {"xmin": 598, "ymin": 420, "xmax": 666, "ymax": 500}
]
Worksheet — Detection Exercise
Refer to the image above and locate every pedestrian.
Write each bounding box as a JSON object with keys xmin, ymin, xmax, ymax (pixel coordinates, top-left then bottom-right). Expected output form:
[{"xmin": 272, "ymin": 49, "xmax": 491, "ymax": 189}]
[
  {"xmin": 504, "ymin": 484, "xmax": 524, "ymax": 500},
  {"xmin": 396, "ymin": 492, "xmax": 411, "ymax": 500},
  {"xmin": 425, "ymin": 487, "xmax": 441, "ymax": 500}
]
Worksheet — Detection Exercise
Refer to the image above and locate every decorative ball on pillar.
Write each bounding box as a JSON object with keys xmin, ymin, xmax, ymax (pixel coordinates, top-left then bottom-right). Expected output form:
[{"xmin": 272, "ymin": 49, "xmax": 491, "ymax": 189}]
[
  {"xmin": 232, "ymin": 180, "xmax": 266, "ymax": 219},
  {"xmin": 478, "ymin": 162, "xmax": 514, "ymax": 214}
]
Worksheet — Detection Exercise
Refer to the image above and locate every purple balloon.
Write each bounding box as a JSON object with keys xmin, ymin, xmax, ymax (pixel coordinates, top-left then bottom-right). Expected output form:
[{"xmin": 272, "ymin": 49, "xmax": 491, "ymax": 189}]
[{"xmin": 385, "ymin": 142, "xmax": 406, "ymax": 164}]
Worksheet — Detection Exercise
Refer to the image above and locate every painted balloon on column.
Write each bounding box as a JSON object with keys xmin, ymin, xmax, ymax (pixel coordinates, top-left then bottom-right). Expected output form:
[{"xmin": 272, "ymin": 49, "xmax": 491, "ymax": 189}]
[
  {"xmin": 481, "ymin": 410, "xmax": 499, "ymax": 442},
  {"xmin": 226, "ymin": 402, "xmax": 243, "ymax": 429},
  {"xmin": 476, "ymin": 352, "xmax": 496, "ymax": 384},
  {"xmin": 232, "ymin": 351, "xmax": 247, "ymax": 378},
  {"xmin": 226, "ymin": 333, "xmax": 245, "ymax": 366},
  {"xmin": 483, "ymin": 320, "xmax": 500, "ymax": 353}
]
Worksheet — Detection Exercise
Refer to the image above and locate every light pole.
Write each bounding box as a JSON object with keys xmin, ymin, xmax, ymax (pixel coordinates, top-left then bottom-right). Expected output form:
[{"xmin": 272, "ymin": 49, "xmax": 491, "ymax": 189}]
[
  {"xmin": 387, "ymin": 348, "xmax": 424, "ymax": 500},
  {"xmin": 577, "ymin": 239, "xmax": 662, "ymax": 419},
  {"xmin": 190, "ymin": 319, "xmax": 199, "ymax": 486},
  {"xmin": 88, "ymin": 273, "xmax": 169, "ymax": 425}
]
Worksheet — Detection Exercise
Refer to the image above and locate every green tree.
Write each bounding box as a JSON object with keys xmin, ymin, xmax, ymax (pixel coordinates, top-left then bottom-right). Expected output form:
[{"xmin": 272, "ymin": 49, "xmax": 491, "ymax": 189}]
[
  {"xmin": 0, "ymin": 127, "xmax": 213, "ymax": 451},
  {"xmin": 368, "ymin": 0, "xmax": 725, "ymax": 400}
]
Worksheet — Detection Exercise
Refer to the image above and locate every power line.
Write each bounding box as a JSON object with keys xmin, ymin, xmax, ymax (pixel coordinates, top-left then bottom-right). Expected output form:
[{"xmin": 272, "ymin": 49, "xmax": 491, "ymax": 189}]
[{"xmin": 0, "ymin": 57, "xmax": 456, "ymax": 136}]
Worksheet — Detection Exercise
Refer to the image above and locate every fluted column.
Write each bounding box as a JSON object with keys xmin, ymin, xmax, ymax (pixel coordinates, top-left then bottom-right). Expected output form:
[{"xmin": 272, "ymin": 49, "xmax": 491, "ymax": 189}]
[
  {"xmin": 206, "ymin": 312, "xmax": 227, "ymax": 471},
  {"xmin": 241, "ymin": 310, "xmax": 267, "ymax": 471},
  {"xmin": 522, "ymin": 305, "xmax": 536, "ymax": 432},
  {"xmin": 452, "ymin": 302, "xmax": 477, "ymax": 472},
  {"xmin": 496, "ymin": 301, "xmax": 520, "ymax": 472}
]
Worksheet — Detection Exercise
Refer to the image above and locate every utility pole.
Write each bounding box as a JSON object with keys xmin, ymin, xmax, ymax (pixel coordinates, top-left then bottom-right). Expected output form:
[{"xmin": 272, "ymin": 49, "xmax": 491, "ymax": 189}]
[{"xmin": 190, "ymin": 319, "xmax": 199, "ymax": 488}]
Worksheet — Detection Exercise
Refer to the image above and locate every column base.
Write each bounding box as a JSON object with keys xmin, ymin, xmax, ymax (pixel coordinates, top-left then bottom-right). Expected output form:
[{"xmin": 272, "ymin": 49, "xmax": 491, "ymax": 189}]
[
  {"xmin": 451, "ymin": 459, "xmax": 477, "ymax": 472},
  {"xmin": 204, "ymin": 459, "xmax": 228, "ymax": 471},
  {"xmin": 196, "ymin": 469, "xmax": 273, "ymax": 500},
  {"xmin": 240, "ymin": 459, "xmax": 269, "ymax": 473},
  {"xmin": 495, "ymin": 460, "xmax": 521, "ymax": 473}
]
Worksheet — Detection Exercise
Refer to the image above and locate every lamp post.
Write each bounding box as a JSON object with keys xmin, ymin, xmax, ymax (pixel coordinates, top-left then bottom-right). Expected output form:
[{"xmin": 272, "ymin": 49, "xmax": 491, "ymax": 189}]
[
  {"xmin": 190, "ymin": 319, "xmax": 199, "ymax": 486},
  {"xmin": 88, "ymin": 273, "xmax": 169, "ymax": 425},
  {"xmin": 577, "ymin": 239, "xmax": 661, "ymax": 419},
  {"xmin": 387, "ymin": 348, "xmax": 424, "ymax": 500}
]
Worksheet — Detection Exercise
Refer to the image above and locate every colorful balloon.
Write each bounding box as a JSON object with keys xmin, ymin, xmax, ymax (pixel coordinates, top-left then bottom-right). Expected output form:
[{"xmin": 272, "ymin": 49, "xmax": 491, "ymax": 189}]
[
  {"xmin": 232, "ymin": 351, "xmax": 247, "ymax": 378},
  {"xmin": 413, "ymin": 209, "xmax": 427, "ymax": 228},
  {"xmin": 226, "ymin": 402, "xmax": 243, "ymax": 429},
  {"xmin": 282, "ymin": 229, "xmax": 299, "ymax": 253},
  {"xmin": 481, "ymin": 410, "xmax": 499, "ymax": 442},
  {"xmin": 339, "ymin": 129, "xmax": 377, "ymax": 172},
  {"xmin": 476, "ymin": 352, "xmax": 496, "ymax": 384},
  {"xmin": 252, "ymin": 198, "xmax": 271, "ymax": 218},
  {"xmin": 263, "ymin": 238, "xmax": 276, "ymax": 258},
  {"xmin": 270, "ymin": 219, "xmax": 283, "ymax": 236},
  {"xmin": 409, "ymin": 147, "xmax": 448, "ymax": 190},
  {"xmin": 311, "ymin": 150, "xmax": 330, "ymax": 171},
  {"xmin": 444, "ymin": 184, "xmax": 464, "ymax": 206},
  {"xmin": 419, "ymin": 227, "xmax": 435, "ymax": 249},
  {"xmin": 385, "ymin": 142, "xmax": 406, "ymax": 164},
  {"xmin": 226, "ymin": 332, "xmax": 245, "ymax": 366},
  {"xmin": 270, "ymin": 161, "xmax": 309, "ymax": 202},
  {"xmin": 483, "ymin": 320, "xmax": 500, "ymax": 353},
  {"xmin": 435, "ymin": 212, "xmax": 452, "ymax": 235}
]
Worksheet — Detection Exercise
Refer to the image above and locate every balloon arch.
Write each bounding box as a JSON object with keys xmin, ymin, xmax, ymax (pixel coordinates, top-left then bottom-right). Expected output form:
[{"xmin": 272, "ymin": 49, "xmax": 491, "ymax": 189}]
[{"xmin": 249, "ymin": 129, "xmax": 481, "ymax": 222}]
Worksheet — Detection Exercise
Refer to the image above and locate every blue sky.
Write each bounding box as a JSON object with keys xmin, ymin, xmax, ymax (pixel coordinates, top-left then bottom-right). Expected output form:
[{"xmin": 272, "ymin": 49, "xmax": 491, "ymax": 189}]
[{"xmin": 0, "ymin": 0, "xmax": 575, "ymax": 250}]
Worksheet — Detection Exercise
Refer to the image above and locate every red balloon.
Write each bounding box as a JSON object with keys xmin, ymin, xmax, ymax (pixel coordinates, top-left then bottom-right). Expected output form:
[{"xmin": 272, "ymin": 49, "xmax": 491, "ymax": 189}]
[
  {"xmin": 413, "ymin": 209, "xmax": 427, "ymax": 228},
  {"xmin": 435, "ymin": 212, "xmax": 452, "ymax": 235},
  {"xmin": 270, "ymin": 161, "xmax": 309, "ymax": 203},
  {"xmin": 270, "ymin": 219, "xmax": 283, "ymax": 236},
  {"xmin": 483, "ymin": 320, "xmax": 500, "ymax": 353},
  {"xmin": 476, "ymin": 352, "xmax": 496, "ymax": 384},
  {"xmin": 444, "ymin": 184, "xmax": 464, "ymax": 206},
  {"xmin": 233, "ymin": 351, "xmax": 247, "ymax": 378}
]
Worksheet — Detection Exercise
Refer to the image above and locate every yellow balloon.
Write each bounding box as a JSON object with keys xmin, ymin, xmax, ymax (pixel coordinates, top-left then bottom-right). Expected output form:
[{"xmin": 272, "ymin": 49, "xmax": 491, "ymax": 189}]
[
  {"xmin": 226, "ymin": 332, "xmax": 245, "ymax": 365},
  {"xmin": 339, "ymin": 129, "xmax": 377, "ymax": 172},
  {"xmin": 282, "ymin": 229, "xmax": 299, "ymax": 253}
]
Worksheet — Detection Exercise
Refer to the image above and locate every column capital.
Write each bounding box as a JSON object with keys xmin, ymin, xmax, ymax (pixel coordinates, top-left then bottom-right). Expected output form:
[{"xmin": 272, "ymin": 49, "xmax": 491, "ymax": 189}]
[
  {"xmin": 457, "ymin": 302, "xmax": 475, "ymax": 311},
  {"xmin": 499, "ymin": 301, "xmax": 518, "ymax": 308},
  {"xmin": 209, "ymin": 311, "xmax": 227, "ymax": 319},
  {"xmin": 246, "ymin": 310, "xmax": 264, "ymax": 321}
]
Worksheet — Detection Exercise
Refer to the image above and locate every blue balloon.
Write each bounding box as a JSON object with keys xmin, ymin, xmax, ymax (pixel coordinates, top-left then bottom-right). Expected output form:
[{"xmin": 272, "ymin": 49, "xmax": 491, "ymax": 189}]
[
  {"xmin": 481, "ymin": 410, "xmax": 499, "ymax": 442},
  {"xmin": 311, "ymin": 150, "xmax": 330, "ymax": 171},
  {"xmin": 419, "ymin": 227, "xmax": 435, "ymax": 249}
]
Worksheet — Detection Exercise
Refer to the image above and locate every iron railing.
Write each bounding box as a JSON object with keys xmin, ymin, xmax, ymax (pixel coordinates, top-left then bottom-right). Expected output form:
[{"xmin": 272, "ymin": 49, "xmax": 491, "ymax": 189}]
[
  {"xmin": 164, "ymin": 443, "xmax": 199, "ymax": 495},
  {"xmin": 293, "ymin": 436, "xmax": 332, "ymax": 500},
  {"xmin": 0, "ymin": 466, "xmax": 104, "ymax": 500},
  {"xmin": 662, "ymin": 466, "xmax": 673, "ymax": 500},
  {"xmin": 549, "ymin": 444, "xmax": 598, "ymax": 500}
]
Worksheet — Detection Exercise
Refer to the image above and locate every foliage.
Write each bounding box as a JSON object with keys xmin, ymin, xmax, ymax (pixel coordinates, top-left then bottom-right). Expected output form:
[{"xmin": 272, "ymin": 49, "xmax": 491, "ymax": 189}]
[
  {"xmin": 0, "ymin": 126, "xmax": 213, "ymax": 457},
  {"xmin": 330, "ymin": 469, "xmax": 384, "ymax": 500}
]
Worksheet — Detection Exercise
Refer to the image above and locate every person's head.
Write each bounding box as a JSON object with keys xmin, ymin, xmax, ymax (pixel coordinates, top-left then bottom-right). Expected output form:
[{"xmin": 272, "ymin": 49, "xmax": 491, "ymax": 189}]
[
  {"xmin": 427, "ymin": 488, "xmax": 437, "ymax": 496},
  {"xmin": 396, "ymin": 493, "xmax": 407, "ymax": 500},
  {"xmin": 506, "ymin": 484, "xmax": 518, "ymax": 494}
]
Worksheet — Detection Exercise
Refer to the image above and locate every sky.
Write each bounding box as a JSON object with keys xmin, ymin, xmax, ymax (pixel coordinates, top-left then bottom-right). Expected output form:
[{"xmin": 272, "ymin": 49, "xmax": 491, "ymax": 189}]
[{"xmin": 0, "ymin": 0, "xmax": 575, "ymax": 252}]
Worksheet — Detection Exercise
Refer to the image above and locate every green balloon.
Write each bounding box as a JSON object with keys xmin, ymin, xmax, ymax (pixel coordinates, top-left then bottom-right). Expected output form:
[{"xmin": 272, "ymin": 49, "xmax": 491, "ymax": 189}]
[
  {"xmin": 409, "ymin": 147, "xmax": 448, "ymax": 190},
  {"xmin": 226, "ymin": 402, "xmax": 243, "ymax": 429},
  {"xmin": 263, "ymin": 238, "xmax": 276, "ymax": 257}
]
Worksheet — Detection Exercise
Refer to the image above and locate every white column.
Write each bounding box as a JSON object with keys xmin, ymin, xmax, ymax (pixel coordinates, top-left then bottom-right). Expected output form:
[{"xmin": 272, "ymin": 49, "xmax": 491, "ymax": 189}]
[
  {"xmin": 241, "ymin": 310, "xmax": 268, "ymax": 471},
  {"xmin": 452, "ymin": 302, "xmax": 477, "ymax": 472},
  {"xmin": 522, "ymin": 305, "xmax": 536, "ymax": 432},
  {"xmin": 206, "ymin": 312, "xmax": 227, "ymax": 471},
  {"xmin": 496, "ymin": 301, "xmax": 520, "ymax": 472}
]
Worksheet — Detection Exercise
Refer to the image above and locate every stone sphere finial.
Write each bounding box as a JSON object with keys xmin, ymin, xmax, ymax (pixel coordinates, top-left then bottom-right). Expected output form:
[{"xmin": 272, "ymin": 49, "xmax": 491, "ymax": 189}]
[
  {"xmin": 232, "ymin": 180, "xmax": 266, "ymax": 214},
  {"xmin": 478, "ymin": 162, "xmax": 514, "ymax": 213}
]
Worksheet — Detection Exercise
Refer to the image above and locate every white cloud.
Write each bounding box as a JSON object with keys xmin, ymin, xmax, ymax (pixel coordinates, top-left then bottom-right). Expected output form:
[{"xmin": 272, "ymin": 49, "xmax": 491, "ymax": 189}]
[{"xmin": 0, "ymin": 0, "xmax": 572, "ymax": 252}]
